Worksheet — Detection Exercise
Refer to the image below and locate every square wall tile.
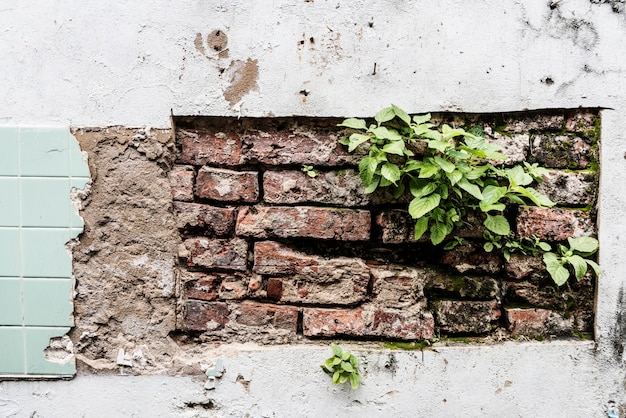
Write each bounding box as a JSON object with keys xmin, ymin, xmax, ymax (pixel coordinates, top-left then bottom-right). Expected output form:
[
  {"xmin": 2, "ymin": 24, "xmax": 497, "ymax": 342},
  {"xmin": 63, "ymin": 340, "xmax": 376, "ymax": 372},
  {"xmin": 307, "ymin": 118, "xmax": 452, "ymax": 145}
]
[
  {"xmin": 0, "ymin": 127, "xmax": 19, "ymax": 176},
  {"xmin": 21, "ymin": 228, "xmax": 71, "ymax": 278},
  {"xmin": 24, "ymin": 327, "xmax": 74, "ymax": 375},
  {"xmin": 0, "ymin": 228, "xmax": 21, "ymax": 277},
  {"xmin": 0, "ymin": 327, "xmax": 25, "ymax": 374},
  {"xmin": 21, "ymin": 178, "xmax": 70, "ymax": 227},
  {"xmin": 0, "ymin": 278, "xmax": 23, "ymax": 326},
  {"xmin": 0, "ymin": 178, "xmax": 20, "ymax": 226},
  {"xmin": 69, "ymin": 138, "xmax": 90, "ymax": 178},
  {"xmin": 19, "ymin": 128, "xmax": 69, "ymax": 177},
  {"xmin": 22, "ymin": 278, "xmax": 72, "ymax": 327}
]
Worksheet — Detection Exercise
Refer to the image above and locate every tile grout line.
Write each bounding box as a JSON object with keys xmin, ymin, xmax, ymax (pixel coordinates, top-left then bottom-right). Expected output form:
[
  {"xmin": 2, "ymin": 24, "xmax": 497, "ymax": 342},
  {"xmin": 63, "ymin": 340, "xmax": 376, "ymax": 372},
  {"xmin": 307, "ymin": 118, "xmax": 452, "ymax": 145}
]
[{"xmin": 17, "ymin": 126, "xmax": 26, "ymax": 374}]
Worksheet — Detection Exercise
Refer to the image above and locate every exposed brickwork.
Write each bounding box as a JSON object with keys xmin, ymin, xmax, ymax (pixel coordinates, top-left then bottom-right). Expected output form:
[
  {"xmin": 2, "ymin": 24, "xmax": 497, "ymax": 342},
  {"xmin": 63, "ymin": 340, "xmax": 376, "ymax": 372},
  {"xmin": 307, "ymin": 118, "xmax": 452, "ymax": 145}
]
[
  {"xmin": 516, "ymin": 207, "xmax": 594, "ymax": 241},
  {"xmin": 173, "ymin": 110, "xmax": 599, "ymax": 344},
  {"xmin": 236, "ymin": 206, "xmax": 370, "ymax": 241},
  {"xmin": 195, "ymin": 167, "xmax": 259, "ymax": 203}
]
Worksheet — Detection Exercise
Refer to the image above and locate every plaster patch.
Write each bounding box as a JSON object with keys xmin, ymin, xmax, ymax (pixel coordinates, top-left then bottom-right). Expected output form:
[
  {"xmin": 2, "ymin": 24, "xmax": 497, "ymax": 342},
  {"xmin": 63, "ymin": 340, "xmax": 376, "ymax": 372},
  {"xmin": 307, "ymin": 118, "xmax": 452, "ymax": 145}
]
[{"xmin": 224, "ymin": 59, "xmax": 259, "ymax": 106}]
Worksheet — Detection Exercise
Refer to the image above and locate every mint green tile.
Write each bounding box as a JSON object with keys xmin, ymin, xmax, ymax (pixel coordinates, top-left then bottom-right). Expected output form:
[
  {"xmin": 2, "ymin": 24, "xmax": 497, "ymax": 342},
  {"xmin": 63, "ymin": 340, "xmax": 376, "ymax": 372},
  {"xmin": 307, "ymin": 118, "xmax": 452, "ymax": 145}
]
[
  {"xmin": 22, "ymin": 279, "xmax": 72, "ymax": 326},
  {"xmin": 0, "ymin": 327, "xmax": 25, "ymax": 374},
  {"xmin": 19, "ymin": 127, "xmax": 69, "ymax": 177},
  {"xmin": 24, "ymin": 327, "xmax": 75, "ymax": 375},
  {"xmin": 0, "ymin": 127, "xmax": 19, "ymax": 176},
  {"xmin": 0, "ymin": 278, "xmax": 23, "ymax": 326},
  {"xmin": 69, "ymin": 178, "xmax": 87, "ymax": 230},
  {"xmin": 21, "ymin": 178, "xmax": 70, "ymax": 227},
  {"xmin": 0, "ymin": 178, "xmax": 20, "ymax": 226},
  {"xmin": 0, "ymin": 228, "xmax": 21, "ymax": 277},
  {"xmin": 21, "ymin": 228, "xmax": 71, "ymax": 278},
  {"xmin": 69, "ymin": 137, "xmax": 90, "ymax": 178}
]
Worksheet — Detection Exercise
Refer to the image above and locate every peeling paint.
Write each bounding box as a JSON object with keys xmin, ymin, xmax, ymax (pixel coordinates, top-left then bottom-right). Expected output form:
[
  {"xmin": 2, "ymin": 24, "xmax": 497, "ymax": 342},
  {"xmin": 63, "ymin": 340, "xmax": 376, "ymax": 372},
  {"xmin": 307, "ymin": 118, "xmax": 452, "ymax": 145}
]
[{"xmin": 223, "ymin": 58, "xmax": 259, "ymax": 106}]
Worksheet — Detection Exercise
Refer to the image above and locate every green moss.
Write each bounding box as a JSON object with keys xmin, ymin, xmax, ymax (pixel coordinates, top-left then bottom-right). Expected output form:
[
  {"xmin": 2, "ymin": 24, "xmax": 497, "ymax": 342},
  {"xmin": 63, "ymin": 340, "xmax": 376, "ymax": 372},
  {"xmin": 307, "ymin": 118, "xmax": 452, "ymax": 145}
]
[{"xmin": 382, "ymin": 341, "xmax": 432, "ymax": 350}]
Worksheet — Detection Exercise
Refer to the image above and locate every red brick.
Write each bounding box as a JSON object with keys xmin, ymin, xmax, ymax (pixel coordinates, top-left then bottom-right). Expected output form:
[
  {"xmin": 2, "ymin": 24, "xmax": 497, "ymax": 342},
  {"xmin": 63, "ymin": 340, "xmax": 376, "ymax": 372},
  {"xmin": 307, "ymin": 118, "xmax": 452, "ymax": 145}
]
[
  {"xmin": 483, "ymin": 127, "xmax": 528, "ymax": 164},
  {"xmin": 266, "ymin": 278, "xmax": 283, "ymax": 300},
  {"xmin": 253, "ymin": 241, "xmax": 319, "ymax": 275},
  {"xmin": 440, "ymin": 243, "xmax": 501, "ymax": 274},
  {"xmin": 173, "ymin": 202, "xmax": 236, "ymax": 236},
  {"xmin": 170, "ymin": 166, "xmax": 194, "ymax": 201},
  {"xmin": 530, "ymin": 134, "xmax": 592, "ymax": 169},
  {"xmin": 503, "ymin": 114, "xmax": 565, "ymax": 133},
  {"xmin": 303, "ymin": 307, "xmax": 365, "ymax": 337},
  {"xmin": 535, "ymin": 169, "xmax": 595, "ymax": 206},
  {"xmin": 184, "ymin": 272, "xmax": 221, "ymax": 301},
  {"xmin": 516, "ymin": 207, "xmax": 594, "ymax": 241},
  {"xmin": 195, "ymin": 167, "xmax": 259, "ymax": 203},
  {"xmin": 369, "ymin": 307, "xmax": 435, "ymax": 340},
  {"xmin": 179, "ymin": 238, "xmax": 248, "ymax": 271},
  {"xmin": 370, "ymin": 265, "xmax": 428, "ymax": 308},
  {"xmin": 425, "ymin": 274, "xmax": 499, "ymax": 299},
  {"xmin": 242, "ymin": 129, "xmax": 362, "ymax": 166},
  {"xmin": 177, "ymin": 129, "xmax": 244, "ymax": 166},
  {"xmin": 506, "ymin": 308, "xmax": 573, "ymax": 337},
  {"xmin": 504, "ymin": 253, "xmax": 545, "ymax": 281},
  {"xmin": 565, "ymin": 111, "xmax": 598, "ymax": 133},
  {"xmin": 235, "ymin": 302, "xmax": 298, "ymax": 331},
  {"xmin": 185, "ymin": 300, "xmax": 229, "ymax": 331},
  {"xmin": 435, "ymin": 300, "xmax": 501, "ymax": 334},
  {"xmin": 236, "ymin": 206, "xmax": 370, "ymax": 241},
  {"xmin": 263, "ymin": 170, "xmax": 370, "ymax": 206}
]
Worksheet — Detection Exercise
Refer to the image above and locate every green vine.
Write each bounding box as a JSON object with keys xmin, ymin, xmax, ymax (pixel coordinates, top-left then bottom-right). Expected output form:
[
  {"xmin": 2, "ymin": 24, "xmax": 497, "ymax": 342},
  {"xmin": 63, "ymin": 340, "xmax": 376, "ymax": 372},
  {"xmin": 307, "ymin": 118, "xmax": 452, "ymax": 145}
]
[{"xmin": 338, "ymin": 105, "xmax": 600, "ymax": 286}]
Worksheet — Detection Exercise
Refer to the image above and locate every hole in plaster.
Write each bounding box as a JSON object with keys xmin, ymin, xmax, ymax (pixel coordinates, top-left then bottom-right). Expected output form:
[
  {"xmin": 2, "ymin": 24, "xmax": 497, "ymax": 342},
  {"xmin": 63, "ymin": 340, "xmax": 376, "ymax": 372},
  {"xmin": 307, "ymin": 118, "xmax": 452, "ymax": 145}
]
[{"xmin": 207, "ymin": 29, "xmax": 228, "ymax": 52}]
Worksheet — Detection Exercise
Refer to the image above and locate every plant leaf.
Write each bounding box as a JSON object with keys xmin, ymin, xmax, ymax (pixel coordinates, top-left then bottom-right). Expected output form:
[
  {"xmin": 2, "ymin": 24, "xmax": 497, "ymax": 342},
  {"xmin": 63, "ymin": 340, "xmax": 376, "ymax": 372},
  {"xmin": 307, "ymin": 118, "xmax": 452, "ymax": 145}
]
[
  {"xmin": 457, "ymin": 178, "xmax": 483, "ymax": 200},
  {"xmin": 382, "ymin": 140, "xmax": 406, "ymax": 156},
  {"xmin": 430, "ymin": 221, "xmax": 448, "ymax": 245},
  {"xmin": 418, "ymin": 162, "xmax": 440, "ymax": 178},
  {"xmin": 567, "ymin": 237, "xmax": 599, "ymax": 254},
  {"xmin": 408, "ymin": 194, "xmax": 441, "ymax": 219},
  {"xmin": 391, "ymin": 104, "xmax": 411, "ymax": 124},
  {"xmin": 332, "ymin": 344, "xmax": 342, "ymax": 357},
  {"xmin": 410, "ymin": 179, "xmax": 437, "ymax": 198},
  {"xmin": 445, "ymin": 170, "xmax": 463, "ymax": 186},
  {"xmin": 412, "ymin": 113, "xmax": 431, "ymax": 125},
  {"xmin": 348, "ymin": 133, "xmax": 371, "ymax": 152},
  {"xmin": 567, "ymin": 254, "xmax": 588, "ymax": 281},
  {"xmin": 375, "ymin": 107, "xmax": 395, "ymax": 124},
  {"xmin": 484, "ymin": 214, "xmax": 510, "ymax": 236},
  {"xmin": 338, "ymin": 118, "xmax": 367, "ymax": 130},
  {"xmin": 341, "ymin": 361, "xmax": 354, "ymax": 372},
  {"xmin": 585, "ymin": 259, "xmax": 602, "ymax": 276},
  {"xmin": 333, "ymin": 370, "xmax": 340, "ymax": 384},
  {"xmin": 433, "ymin": 155, "xmax": 455, "ymax": 173},
  {"xmin": 414, "ymin": 216, "xmax": 429, "ymax": 240},
  {"xmin": 349, "ymin": 373, "xmax": 360, "ymax": 389},
  {"xmin": 338, "ymin": 374, "xmax": 349, "ymax": 384},
  {"xmin": 544, "ymin": 253, "xmax": 569, "ymax": 286},
  {"xmin": 381, "ymin": 163, "xmax": 401, "ymax": 184}
]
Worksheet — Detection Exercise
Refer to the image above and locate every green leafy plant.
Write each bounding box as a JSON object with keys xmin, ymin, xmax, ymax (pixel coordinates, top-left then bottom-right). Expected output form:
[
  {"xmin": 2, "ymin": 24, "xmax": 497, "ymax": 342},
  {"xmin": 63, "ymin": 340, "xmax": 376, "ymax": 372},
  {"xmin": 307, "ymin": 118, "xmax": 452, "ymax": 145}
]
[
  {"xmin": 338, "ymin": 104, "xmax": 555, "ymax": 246},
  {"xmin": 338, "ymin": 105, "xmax": 600, "ymax": 287},
  {"xmin": 543, "ymin": 237, "xmax": 601, "ymax": 286},
  {"xmin": 321, "ymin": 344, "xmax": 361, "ymax": 389}
]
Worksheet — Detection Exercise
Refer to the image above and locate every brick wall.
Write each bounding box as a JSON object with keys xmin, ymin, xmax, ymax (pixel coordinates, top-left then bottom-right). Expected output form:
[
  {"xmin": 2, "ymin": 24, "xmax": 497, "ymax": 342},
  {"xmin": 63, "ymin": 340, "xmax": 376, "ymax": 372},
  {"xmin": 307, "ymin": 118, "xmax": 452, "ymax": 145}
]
[{"xmin": 171, "ymin": 110, "xmax": 599, "ymax": 343}]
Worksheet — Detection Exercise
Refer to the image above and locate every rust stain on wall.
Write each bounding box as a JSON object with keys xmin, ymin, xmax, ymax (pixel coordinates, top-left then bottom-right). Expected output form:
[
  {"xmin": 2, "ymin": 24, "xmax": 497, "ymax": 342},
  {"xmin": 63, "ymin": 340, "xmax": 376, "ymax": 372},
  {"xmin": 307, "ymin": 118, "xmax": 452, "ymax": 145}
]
[{"xmin": 224, "ymin": 58, "xmax": 259, "ymax": 106}]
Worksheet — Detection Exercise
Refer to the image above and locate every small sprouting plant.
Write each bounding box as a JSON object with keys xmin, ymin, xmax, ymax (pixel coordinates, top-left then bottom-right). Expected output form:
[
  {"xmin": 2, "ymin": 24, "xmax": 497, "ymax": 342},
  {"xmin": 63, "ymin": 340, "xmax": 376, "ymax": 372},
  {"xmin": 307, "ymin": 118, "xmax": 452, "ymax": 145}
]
[
  {"xmin": 321, "ymin": 344, "xmax": 361, "ymax": 389},
  {"xmin": 302, "ymin": 165, "xmax": 319, "ymax": 178},
  {"xmin": 483, "ymin": 232, "xmax": 551, "ymax": 261},
  {"xmin": 543, "ymin": 237, "xmax": 601, "ymax": 286}
]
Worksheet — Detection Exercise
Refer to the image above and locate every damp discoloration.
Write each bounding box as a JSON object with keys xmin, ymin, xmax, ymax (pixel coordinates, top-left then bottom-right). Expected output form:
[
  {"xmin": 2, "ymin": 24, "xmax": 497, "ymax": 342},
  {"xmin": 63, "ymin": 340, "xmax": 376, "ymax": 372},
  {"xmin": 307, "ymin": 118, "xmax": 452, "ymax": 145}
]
[{"xmin": 223, "ymin": 58, "xmax": 259, "ymax": 106}]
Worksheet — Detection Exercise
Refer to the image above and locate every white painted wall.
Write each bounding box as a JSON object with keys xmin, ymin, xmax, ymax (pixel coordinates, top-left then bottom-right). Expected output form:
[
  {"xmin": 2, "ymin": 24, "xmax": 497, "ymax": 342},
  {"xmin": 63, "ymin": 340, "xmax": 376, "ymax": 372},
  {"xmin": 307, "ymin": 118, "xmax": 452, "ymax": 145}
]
[{"xmin": 2, "ymin": 0, "xmax": 626, "ymax": 416}]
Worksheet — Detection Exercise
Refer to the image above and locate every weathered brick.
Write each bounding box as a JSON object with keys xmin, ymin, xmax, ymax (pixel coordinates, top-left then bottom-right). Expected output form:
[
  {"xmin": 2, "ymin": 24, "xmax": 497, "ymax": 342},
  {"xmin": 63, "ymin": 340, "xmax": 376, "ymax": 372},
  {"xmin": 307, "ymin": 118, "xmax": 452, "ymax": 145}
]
[
  {"xmin": 185, "ymin": 300, "xmax": 229, "ymax": 331},
  {"xmin": 184, "ymin": 272, "xmax": 221, "ymax": 301},
  {"xmin": 263, "ymin": 170, "xmax": 370, "ymax": 206},
  {"xmin": 173, "ymin": 202, "xmax": 236, "ymax": 236},
  {"xmin": 440, "ymin": 243, "xmax": 501, "ymax": 274},
  {"xmin": 504, "ymin": 253, "xmax": 546, "ymax": 281},
  {"xmin": 503, "ymin": 114, "xmax": 565, "ymax": 133},
  {"xmin": 235, "ymin": 302, "xmax": 299, "ymax": 331},
  {"xmin": 368, "ymin": 306, "xmax": 435, "ymax": 340},
  {"xmin": 266, "ymin": 278, "xmax": 283, "ymax": 300},
  {"xmin": 516, "ymin": 207, "xmax": 594, "ymax": 241},
  {"xmin": 303, "ymin": 307, "xmax": 365, "ymax": 337},
  {"xmin": 237, "ymin": 206, "xmax": 370, "ymax": 241},
  {"xmin": 425, "ymin": 274, "xmax": 499, "ymax": 300},
  {"xmin": 177, "ymin": 129, "xmax": 244, "ymax": 166},
  {"xmin": 370, "ymin": 265, "xmax": 429, "ymax": 308},
  {"xmin": 505, "ymin": 281, "xmax": 567, "ymax": 311},
  {"xmin": 435, "ymin": 300, "xmax": 501, "ymax": 334},
  {"xmin": 170, "ymin": 165, "xmax": 195, "ymax": 201},
  {"xmin": 506, "ymin": 308, "xmax": 573, "ymax": 337},
  {"xmin": 253, "ymin": 241, "xmax": 369, "ymax": 278},
  {"xmin": 179, "ymin": 237, "xmax": 248, "ymax": 271},
  {"xmin": 195, "ymin": 167, "xmax": 259, "ymax": 203},
  {"xmin": 376, "ymin": 210, "xmax": 484, "ymax": 244},
  {"xmin": 535, "ymin": 169, "xmax": 595, "ymax": 206},
  {"xmin": 253, "ymin": 241, "xmax": 319, "ymax": 275},
  {"xmin": 530, "ymin": 134, "xmax": 592, "ymax": 169},
  {"xmin": 242, "ymin": 129, "xmax": 362, "ymax": 166},
  {"xmin": 565, "ymin": 111, "xmax": 598, "ymax": 134},
  {"xmin": 483, "ymin": 126, "xmax": 529, "ymax": 164}
]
